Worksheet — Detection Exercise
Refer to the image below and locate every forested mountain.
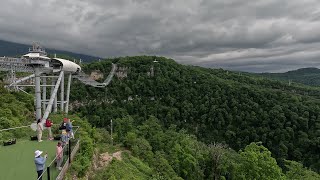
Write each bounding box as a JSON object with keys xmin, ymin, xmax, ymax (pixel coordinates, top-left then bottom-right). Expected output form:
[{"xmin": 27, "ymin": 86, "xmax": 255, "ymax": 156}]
[
  {"xmin": 0, "ymin": 39, "xmax": 100, "ymax": 62},
  {"xmin": 260, "ymin": 67, "xmax": 320, "ymax": 86},
  {"xmin": 1, "ymin": 56, "xmax": 320, "ymax": 179},
  {"xmin": 70, "ymin": 56, "xmax": 320, "ymax": 177}
]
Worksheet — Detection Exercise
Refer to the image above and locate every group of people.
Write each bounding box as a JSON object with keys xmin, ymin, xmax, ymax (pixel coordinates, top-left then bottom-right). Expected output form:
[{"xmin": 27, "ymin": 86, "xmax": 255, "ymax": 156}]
[
  {"xmin": 34, "ymin": 117, "xmax": 74, "ymax": 180},
  {"xmin": 36, "ymin": 118, "xmax": 53, "ymax": 142},
  {"xmin": 36, "ymin": 117, "xmax": 74, "ymax": 143},
  {"xmin": 34, "ymin": 142, "xmax": 63, "ymax": 180},
  {"xmin": 59, "ymin": 117, "xmax": 75, "ymax": 146}
]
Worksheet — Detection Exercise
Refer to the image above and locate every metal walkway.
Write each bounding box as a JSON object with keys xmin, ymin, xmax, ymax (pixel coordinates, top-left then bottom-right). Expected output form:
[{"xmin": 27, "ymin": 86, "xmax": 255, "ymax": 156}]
[
  {"xmin": 0, "ymin": 57, "xmax": 34, "ymax": 72},
  {"xmin": 74, "ymin": 63, "xmax": 117, "ymax": 87},
  {"xmin": 1, "ymin": 57, "xmax": 118, "ymax": 88}
]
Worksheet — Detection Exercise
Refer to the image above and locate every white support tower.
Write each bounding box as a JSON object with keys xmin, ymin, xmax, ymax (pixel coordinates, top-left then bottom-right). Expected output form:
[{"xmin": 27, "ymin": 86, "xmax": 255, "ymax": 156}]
[
  {"xmin": 42, "ymin": 71, "xmax": 64, "ymax": 120},
  {"xmin": 0, "ymin": 43, "xmax": 116, "ymax": 126},
  {"xmin": 42, "ymin": 76, "xmax": 47, "ymax": 112},
  {"xmin": 34, "ymin": 67, "xmax": 42, "ymax": 121},
  {"xmin": 60, "ymin": 72, "xmax": 65, "ymax": 112},
  {"xmin": 53, "ymin": 78, "xmax": 58, "ymax": 113},
  {"xmin": 65, "ymin": 73, "xmax": 72, "ymax": 113}
]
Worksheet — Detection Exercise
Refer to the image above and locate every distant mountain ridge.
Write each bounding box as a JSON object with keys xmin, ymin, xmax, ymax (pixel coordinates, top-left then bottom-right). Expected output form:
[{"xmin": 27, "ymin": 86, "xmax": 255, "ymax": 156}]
[
  {"xmin": 0, "ymin": 39, "xmax": 100, "ymax": 62},
  {"xmin": 260, "ymin": 67, "xmax": 320, "ymax": 86}
]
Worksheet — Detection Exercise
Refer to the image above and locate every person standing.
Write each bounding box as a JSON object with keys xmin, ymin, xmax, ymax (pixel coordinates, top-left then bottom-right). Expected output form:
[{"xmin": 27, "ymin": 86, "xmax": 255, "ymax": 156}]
[
  {"xmin": 59, "ymin": 118, "xmax": 67, "ymax": 130},
  {"xmin": 45, "ymin": 119, "xmax": 54, "ymax": 140},
  {"xmin": 59, "ymin": 118, "xmax": 69, "ymax": 146},
  {"xmin": 56, "ymin": 142, "xmax": 63, "ymax": 170},
  {"xmin": 66, "ymin": 119, "xmax": 74, "ymax": 139},
  {"xmin": 37, "ymin": 119, "xmax": 43, "ymax": 142},
  {"xmin": 34, "ymin": 150, "xmax": 47, "ymax": 180},
  {"xmin": 61, "ymin": 129, "xmax": 68, "ymax": 146}
]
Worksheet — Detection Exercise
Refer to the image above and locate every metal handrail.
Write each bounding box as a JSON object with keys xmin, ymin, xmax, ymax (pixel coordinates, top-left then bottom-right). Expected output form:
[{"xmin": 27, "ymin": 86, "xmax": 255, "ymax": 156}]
[
  {"xmin": 0, "ymin": 123, "xmax": 62, "ymax": 132},
  {"xmin": 55, "ymin": 139, "xmax": 80, "ymax": 180},
  {"xmin": 37, "ymin": 126, "xmax": 80, "ymax": 180},
  {"xmin": 0, "ymin": 125, "xmax": 30, "ymax": 132}
]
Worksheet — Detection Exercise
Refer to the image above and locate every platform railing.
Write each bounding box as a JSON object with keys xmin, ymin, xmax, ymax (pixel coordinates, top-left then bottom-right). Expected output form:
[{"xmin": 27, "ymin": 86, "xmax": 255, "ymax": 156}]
[
  {"xmin": 55, "ymin": 139, "xmax": 80, "ymax": 180},
  {"xmin": 37, "ymin": 126, "xmax": 80, "ymax": 180}
]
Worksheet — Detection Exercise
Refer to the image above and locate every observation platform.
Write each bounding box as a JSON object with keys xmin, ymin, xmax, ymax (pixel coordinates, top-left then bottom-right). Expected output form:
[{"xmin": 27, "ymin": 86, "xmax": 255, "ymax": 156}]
[
  {"xmin": 0, "ymin": 139, "xmax": 58, "ymax": 180},
  {"xmin": 0, "ymin": 125, "xmax": 80, "ymax": 180}
]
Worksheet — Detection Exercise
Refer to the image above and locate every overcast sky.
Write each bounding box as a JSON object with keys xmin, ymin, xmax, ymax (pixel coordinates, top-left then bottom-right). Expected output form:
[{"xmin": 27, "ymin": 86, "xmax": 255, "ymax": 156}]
[{"xmin": 1, "ymin": 0, "xmax": 320, "ymax": 72}]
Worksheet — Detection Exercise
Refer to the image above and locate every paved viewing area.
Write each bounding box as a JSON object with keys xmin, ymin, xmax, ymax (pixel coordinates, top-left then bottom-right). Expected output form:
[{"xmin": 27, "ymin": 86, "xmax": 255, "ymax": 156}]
[{"xmin": 0, "ymin": 139, "xmax": 59, "ymax": 180}]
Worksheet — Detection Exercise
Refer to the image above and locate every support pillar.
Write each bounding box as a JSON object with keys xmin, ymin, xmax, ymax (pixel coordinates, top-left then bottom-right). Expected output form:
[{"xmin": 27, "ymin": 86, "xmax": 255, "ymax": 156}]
[
  {"xmin": 60, "ymin": 72, "xmax": 65, "ymax": 111},
  {"xmin": 53, "ymin": 78, "xmax": 58, "ymax": 113},
  {"xmin": 34, "ymin": 68, "xmax": 42, "ymax": 121},
  {"xmin": 10, "ymin": 68, "xmax": 17, "ymax": 90},
  {"xmin": 43, "ymin": 71, "xmax": 64, "ymax": 120},
  {"xmin": 42, "ymin": 76, "xmax": 46, "ymax": 112},
  {"xmin": 50, "ymin": 78, "xmax": 54, "ymax": 113},
  {"xmin": 65, "ymin": 73, "xmax": 72, "ymax": 113}
]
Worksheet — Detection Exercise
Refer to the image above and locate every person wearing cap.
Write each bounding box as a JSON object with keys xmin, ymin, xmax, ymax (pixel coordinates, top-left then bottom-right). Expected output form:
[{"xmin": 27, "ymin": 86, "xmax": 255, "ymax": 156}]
[
  {"xmin": 34, "ymin": 150, "xmax": 47, "ymax": 180},
  {"xmin": 59, "ymin": 118, "xmax": 67, "ymax": 130}
]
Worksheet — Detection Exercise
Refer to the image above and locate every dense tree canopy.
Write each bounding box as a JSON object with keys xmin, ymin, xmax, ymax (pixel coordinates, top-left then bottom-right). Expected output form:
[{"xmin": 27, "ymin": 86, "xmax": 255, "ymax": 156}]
[
  {"xmin": 0, "ymin": 84, "xmax": 34, "ymax": 140},
  {"xmin": 71, "ymin": 56, "xmax": 320, "ymax": 173}
]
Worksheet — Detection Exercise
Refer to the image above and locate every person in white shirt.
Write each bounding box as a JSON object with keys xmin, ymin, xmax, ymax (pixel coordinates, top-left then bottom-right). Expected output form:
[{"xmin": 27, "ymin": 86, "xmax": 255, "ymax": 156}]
[{"xmin": 37, "ymin": 119, "xmax": 43, "ymax": 142}]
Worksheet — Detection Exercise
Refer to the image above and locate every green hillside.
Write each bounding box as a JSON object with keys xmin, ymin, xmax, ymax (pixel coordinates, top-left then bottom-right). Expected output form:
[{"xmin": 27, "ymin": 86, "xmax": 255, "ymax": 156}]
[
  {"xmin": 0, "ymin": 85, "xmax": 34, "ymax": 132},
  {"xmin": 71, "ymin": 57, "xmax": 320, "ymax": 174},
  {"xmin": 260, "ymin": 67, "xmax": 320, "ymax": 86}
]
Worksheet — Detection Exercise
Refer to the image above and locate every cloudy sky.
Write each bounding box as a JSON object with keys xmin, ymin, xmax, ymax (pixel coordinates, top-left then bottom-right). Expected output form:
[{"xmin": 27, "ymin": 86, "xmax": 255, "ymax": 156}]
[{"xmin": 1, "ymin": 0, "xmax": 320, "ymax": 72}]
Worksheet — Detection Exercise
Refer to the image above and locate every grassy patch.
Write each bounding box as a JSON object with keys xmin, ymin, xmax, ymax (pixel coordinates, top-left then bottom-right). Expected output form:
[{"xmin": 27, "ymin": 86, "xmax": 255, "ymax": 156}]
[
  {"xmin": 0, "ymin": 139, "xmax": 59, "ymax": 180},
  {"xmin": 92, "ymin": 152, "xmax": 153, "ymax": 180},
  {"xmin": 97, "ymin": 143, "xmax": 123, "ymax": 154}
]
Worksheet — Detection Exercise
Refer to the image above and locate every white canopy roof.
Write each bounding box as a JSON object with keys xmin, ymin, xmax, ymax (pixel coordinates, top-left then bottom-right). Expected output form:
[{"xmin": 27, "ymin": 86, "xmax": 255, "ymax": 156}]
[{"xmin": 52, "ymin": 58, "xmax": 81, "ymax": 73}]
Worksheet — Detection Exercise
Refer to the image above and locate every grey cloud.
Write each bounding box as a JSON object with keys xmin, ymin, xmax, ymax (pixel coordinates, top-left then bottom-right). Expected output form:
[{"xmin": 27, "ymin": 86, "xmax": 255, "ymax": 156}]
[{"xmin": 1, "ymin": 0, "xmax": 320, "ymax": 72}]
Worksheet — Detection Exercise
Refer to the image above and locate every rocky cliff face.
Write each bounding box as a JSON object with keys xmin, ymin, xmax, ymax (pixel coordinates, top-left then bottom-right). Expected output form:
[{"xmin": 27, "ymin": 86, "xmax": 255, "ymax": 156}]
[
  {"xmin": 116, "ymin": 66, "xmax": 128, "ymax": 79},
  {"xmin": 90, "ymin": 70, "xmax": 104, "ymax": 80}
]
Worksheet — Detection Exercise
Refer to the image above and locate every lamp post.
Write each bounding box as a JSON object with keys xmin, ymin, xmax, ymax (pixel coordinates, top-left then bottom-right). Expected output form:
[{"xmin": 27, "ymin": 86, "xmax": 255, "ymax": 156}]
[{"xmin": 110, "ymin": 119, "xmax": 113, "ymax": 146}]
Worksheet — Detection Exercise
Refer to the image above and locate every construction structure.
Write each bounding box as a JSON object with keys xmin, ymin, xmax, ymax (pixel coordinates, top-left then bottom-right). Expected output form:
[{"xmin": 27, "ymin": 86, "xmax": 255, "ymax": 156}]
[{"xmin": 0, "ymin": 43, "xmax": 117, "ymax": 125}]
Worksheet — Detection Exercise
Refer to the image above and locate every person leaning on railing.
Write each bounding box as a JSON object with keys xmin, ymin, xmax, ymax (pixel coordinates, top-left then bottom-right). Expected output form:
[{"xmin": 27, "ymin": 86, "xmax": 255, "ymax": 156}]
[
  {"xmin": 60, "ymin": 118, "xmax": 68, "ymax": 146},
  {"xmin": 56, "ymin": 142, "xmax": 63, "ymax": 170},
  {"xmin": 66, "ymin": 119, "xmax": 74, "ymax": 139}
]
